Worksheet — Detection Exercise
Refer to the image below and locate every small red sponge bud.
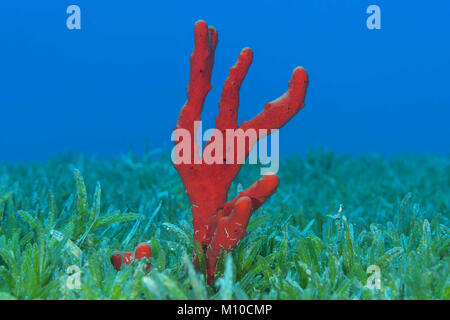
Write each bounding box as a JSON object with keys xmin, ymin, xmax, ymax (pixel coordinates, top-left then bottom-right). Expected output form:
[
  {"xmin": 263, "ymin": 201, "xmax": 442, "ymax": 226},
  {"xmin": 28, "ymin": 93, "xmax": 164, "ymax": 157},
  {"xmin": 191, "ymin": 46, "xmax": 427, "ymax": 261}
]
[
  {"xmin": 135, "ymin": 242, "xmax": 152, "ymax": 272},
  {"xmin": 110, "ymin": 251, "xmax": 123, "ymax": 271},
  {"xmin": 134, "ymin": 242, "xmax": 151, "ymax": 260}
]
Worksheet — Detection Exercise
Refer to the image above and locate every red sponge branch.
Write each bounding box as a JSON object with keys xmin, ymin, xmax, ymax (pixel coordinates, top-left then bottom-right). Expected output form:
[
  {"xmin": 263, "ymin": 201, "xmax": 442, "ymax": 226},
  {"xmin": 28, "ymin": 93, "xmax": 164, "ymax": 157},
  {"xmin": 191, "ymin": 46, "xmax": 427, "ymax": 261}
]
[{"xmin": 174, "ymin": 20, "xmax": 308, "ymax": 284}]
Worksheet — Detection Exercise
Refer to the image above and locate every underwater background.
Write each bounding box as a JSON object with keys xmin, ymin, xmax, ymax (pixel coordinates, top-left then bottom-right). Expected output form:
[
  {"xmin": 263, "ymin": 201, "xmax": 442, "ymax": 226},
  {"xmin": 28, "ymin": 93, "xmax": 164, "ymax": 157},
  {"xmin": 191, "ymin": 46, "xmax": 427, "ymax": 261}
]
[
  {"xmin": 0, "ymin": 1, "xmax": 449, "ymax": 300},
  {"xmin": 1, "ymin": 0, "xmax": 449, "ymax": 161}
]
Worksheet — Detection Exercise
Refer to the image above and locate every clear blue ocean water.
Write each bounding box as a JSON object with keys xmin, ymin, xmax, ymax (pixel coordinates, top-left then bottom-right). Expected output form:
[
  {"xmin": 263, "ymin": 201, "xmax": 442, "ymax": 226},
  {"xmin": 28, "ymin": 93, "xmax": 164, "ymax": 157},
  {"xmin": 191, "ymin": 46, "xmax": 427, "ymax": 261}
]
[{"xmin": 1, "ymin": 1, "xmax": 449, "ymax": 161}]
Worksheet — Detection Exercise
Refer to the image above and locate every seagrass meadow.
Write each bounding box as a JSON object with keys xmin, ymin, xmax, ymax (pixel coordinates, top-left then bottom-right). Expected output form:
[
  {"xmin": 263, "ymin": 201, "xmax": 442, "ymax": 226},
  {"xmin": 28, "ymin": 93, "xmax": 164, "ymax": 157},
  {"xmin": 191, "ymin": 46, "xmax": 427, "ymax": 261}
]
[{"xmin": 0, "ymin": 149, "xmax": 448, "ymax": 300}]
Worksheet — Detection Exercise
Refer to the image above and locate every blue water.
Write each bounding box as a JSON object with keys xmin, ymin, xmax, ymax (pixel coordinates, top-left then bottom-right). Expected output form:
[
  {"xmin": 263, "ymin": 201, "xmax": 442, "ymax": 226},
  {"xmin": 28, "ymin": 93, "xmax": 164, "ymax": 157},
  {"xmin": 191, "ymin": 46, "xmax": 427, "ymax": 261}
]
[{"xmin": 1, "ymin": 1, "xmax": 449, "ymax": 162}]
